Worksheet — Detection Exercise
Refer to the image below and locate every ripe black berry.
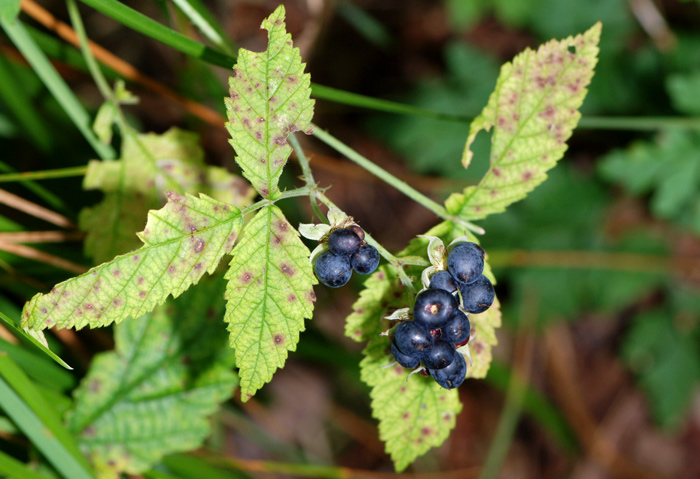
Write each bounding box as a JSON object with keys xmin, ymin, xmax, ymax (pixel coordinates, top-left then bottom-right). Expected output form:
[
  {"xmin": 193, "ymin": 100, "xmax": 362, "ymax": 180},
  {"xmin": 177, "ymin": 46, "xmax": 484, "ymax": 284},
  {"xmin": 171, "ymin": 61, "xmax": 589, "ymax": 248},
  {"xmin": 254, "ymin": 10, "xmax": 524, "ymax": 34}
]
[
  {"xmin": 445, "ymin": 310, "xmax": 470, "ymax": 344},
  {"xmin": 314, "ymin": 251, "xmax": 352, "ymax": 288},
  {"xmin": 460, "ymin": 274, "xmax": 494, "ymax": 314},
  {"xmin": 328, "ymin": 228, "xmax": 362, "ymax": 256},
  {"xmin": 413, "ymin": 288, "xmax": 458, "ymax": 330},
  {"xmin": 429, "ymin": 270, "xmax": 458, "ymax": 293},
  {"xmin": 429, "ymin": 352, "xmax": 467, "ymax": 389},
  {"xmin": 447, "ymin": 242, "xmax": 485, "ymax": 285},
  {"xmin": 391, "ymin": 341, "xmax": 420, "ymax": 369},
  {"xmin": 422, "ymin": 340, "xmax": 456, "ymax": 370},
  {"xmin": 351, "ymin": 244, "xmax": 380, "ymax": 275},
  {"xmin": 394, "ymin": 320, "xmax": 433, "ymax": 356}
]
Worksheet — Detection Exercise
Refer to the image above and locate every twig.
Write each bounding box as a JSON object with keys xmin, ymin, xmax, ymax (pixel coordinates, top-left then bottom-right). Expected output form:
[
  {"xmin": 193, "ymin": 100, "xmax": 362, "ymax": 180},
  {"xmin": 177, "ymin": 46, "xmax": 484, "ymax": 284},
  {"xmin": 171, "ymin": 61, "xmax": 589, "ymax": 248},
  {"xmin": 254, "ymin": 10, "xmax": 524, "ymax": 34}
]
[
  {"xmin": 0, "ymin": 242, "xmax": 87, "ymax": 274},
  {"xmin": 20, "ymin": 0, "xmax": 225, "ymax": 127},
  {"xmin": 545, "ymin": 324, "xmax": 669, "ymax": 479},
  {"xmin": 0, "ymin": 231, "xmax": 85, "ymax": 243},
  {"xmin": 0, "ymin": 188, "xmax": 76, "ymax": 228}
]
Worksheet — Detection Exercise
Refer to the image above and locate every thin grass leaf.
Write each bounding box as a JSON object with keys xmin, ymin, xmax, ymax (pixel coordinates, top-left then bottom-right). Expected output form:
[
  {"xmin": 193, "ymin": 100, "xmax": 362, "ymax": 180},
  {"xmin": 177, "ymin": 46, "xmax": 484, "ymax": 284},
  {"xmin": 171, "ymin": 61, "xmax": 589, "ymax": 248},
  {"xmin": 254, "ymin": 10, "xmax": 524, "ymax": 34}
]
[
  {"xmin": 0, "ymin": 449, "xmax": 54, "ymax": 479},
  {"xmin": 225, "ymin": 5, "xmax": 314, "ymax": 199},
  {"xmin": 79, "ymin": 0, "xmax": 233, "ymax": 68},
  {"xmin": 0, "ymin": 53, "xmax": 51, "ymax": 151},
  {"xmin": 21, "ymin": 192, "xmax": 242, "ymax": 331},
  {"xmin": 67, "ymin": 279, "xmax": 237, "ymax": 477},
  {"xmin": 0, "ymin": 355, "xmax": 95, "ymax": 479},
  {"xmin": 171, "ymin": 0, "xmax": 236, "ymax": 54},
  {"xmin": 0, "ymin": 19, "xmax": 115, "ymax": 160},
  {"xmin": 225, "ymin": 205, "xmax": 317, "ymax": 400},
  {"xmin": 446, "ymin": 23, "xmax": 601, "ymax": 220},
  {"xmin": 0, "ymin": 310, "xmax": 71, "ymax": 369}
]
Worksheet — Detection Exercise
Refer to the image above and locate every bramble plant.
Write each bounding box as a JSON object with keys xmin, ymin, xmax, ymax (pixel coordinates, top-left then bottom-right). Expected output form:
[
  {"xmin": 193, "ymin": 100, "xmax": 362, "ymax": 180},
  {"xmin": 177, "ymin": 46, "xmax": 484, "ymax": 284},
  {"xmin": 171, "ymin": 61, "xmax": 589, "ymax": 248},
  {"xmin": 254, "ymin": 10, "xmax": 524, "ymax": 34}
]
[{"xmin": 1, "ymin": 3, "xmax": 601, "ymax": 477}]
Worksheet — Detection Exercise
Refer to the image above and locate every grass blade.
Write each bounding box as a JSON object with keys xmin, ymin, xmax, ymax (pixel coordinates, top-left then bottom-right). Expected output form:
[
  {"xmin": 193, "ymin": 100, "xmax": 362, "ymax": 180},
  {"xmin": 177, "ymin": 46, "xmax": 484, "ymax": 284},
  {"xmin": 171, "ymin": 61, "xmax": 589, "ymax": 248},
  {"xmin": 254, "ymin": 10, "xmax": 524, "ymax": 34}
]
[
  {"xmin": 0, "ymin": 355, "xmax": 94, "ymax": 479},
  {"xmin": 0, "ymin": 310, "xmax": 72, "ymax": 369},
  {"xmin": 0, "ymin": 19, "xmax": 115, "ymax": 160},
  {"xmin": 78, "ymin": 0, "xmax": 233, "ymax": 68},
  {"xmin": 0, "ymin": 449, "xmax": 53, "ymax": 479}
]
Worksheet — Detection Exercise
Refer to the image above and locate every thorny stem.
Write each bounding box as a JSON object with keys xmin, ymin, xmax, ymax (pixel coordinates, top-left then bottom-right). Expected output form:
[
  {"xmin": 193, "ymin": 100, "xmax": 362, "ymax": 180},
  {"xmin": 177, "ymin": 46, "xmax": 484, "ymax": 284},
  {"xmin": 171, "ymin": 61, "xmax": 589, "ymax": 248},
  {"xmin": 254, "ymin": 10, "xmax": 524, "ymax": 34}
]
[
  {"xmin": 288, "ymin": 133, "xmax": 326, "ymax": 222},
  {"xmin": 311, "ymin": 125, "xmax": 485, "ymax": 235},
  {"xmin": 313, "ymin": 190, "xmax": 417, "ymax": 293}
]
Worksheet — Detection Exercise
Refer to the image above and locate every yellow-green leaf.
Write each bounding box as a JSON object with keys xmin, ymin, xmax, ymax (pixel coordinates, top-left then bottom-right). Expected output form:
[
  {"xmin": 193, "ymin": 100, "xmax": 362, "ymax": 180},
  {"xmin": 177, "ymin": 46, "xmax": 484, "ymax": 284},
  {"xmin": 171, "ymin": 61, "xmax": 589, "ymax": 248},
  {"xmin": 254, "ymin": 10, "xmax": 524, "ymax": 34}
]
[
  {"xmin": 224, "ymin": 205, "xmax": 316, "ymax": 400},
  {"xmin": 446, "ymin": 23, "xmax": 601, "ymax": 220},
  {"xmin": 22, "ymin": 193, "xmax": 242, "ymax": 331},
  {"xmin": 224, "ymin": 5, "xmax": 314, "ymax": 199}
]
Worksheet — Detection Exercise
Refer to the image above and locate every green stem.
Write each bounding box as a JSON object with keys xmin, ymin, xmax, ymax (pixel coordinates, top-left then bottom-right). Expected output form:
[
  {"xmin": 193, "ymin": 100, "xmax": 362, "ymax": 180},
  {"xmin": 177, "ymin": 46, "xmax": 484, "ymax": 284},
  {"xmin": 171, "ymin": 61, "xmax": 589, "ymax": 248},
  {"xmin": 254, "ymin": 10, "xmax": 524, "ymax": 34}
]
[
  {"xmin": 313, "ymin": 191, "xmax": 416, "ymax": 292},
  {"xmin": 67, "ymin": 0, "xmax": 113, "ymax": 99},
  {"xmin": 311, "ymin": 125, "xmax": 485, "ymax": 235},
  {"xmin": 0, "ymin": 161, "xmax": 67, "ymax": 212},
  {"xmin": 0, "ymin": 166, "xmax": 88, "ymax": 183},
  {"xmin": 288, "ymin": 133, "xmax": 326, "ymax": 222},
  {"xmin": 578, "ymin": 115, "xmax": 700, "ymax": 131}
]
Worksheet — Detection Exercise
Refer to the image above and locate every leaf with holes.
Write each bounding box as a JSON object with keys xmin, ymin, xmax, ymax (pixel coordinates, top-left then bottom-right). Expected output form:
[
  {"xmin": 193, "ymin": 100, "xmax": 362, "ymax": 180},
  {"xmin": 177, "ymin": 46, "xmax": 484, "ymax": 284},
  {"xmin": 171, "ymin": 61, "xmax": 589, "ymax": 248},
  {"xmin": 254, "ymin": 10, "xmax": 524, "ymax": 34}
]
[
  {"xmin": 224, "ymin": 205, "xmax": 316, "ymax": 400},
  {"xmin": 446, "ymin": 23, "xmax": 600, "ymax": 220},
  {"xmin": 21, "ymin": 192, "xmax": 242, "ymax": 331},
  {"xmin": 66, "ymin": 279, "xmax": 237, "ymax": 477},
  {"xmin": 81, "ymin": 127, "xmax": 254, "ymax": 264},
  {"xmin": 224, "ymin": 5, "xmax": 314, "ymax": 199}
]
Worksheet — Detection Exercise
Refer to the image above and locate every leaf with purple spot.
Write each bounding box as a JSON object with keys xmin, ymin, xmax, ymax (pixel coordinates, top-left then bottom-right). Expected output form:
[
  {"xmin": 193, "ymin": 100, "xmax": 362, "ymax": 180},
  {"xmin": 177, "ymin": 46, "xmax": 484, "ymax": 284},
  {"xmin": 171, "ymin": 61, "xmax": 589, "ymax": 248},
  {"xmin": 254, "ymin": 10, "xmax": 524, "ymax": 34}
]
[
  {"xmin": 224, "ymin": 5, "xmax": 314, "ymax": 200},
  {"xmin": 224, "ymin": 205, "xmax": 317, "ymax": 400},
  {"xmin": 446, "ymin": 23, "xmax": 601, "ymax": 220},
  {"xmin": 21, "ymin": 193, "xmax": 242, "ymax": 331}
]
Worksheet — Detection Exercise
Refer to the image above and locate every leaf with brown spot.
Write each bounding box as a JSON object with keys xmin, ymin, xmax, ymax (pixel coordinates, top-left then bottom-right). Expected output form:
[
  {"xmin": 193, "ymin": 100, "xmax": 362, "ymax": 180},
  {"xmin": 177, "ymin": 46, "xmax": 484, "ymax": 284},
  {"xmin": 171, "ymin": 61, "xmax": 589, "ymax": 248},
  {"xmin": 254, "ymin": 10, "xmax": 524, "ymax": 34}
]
[
  {"xmin": 446, "ymin": 23, "xmax": 601, "ymax": 220},
  {"xmin": 224, "ymin": 205, "xmax": 316, "ymax": 399},
  {"xmin": 22, "ymin": 193, "xmax": 242, "ymax": 331},
  {"xmin": 224, "ymin": 5, "xmax": 314, "ymax": 199}
]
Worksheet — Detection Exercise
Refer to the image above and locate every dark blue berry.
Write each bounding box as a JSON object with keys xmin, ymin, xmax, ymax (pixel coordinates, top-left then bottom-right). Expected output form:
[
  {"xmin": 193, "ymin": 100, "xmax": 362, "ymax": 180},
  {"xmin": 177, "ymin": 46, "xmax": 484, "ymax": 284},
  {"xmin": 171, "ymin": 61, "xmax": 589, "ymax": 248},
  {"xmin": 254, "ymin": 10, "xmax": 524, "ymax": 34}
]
[
  {"xmin": 314, "ymin": 251, "xmax": 352, "ymax": 288},
  {"xmin": 429, "ymin": 270, "xmax": 458, "ymax": 293},
  {"xmin": 394, "ymin": 320, "xmax": 433, "ymax": 356},
  {"xmin": 422, "ymin": 340, "xmax": 456, "ymax": 370},
  {"xmin": 391, "ymin": 340, "xmax": 420, "ymax": 368},
  {"xmin": 460, "ymin": 274, "xmax": 494, "ymax": 313},
  {"xmin": 351, "ymin": 244, "xmax": 380, "ymax": 275},
  {"xmin": 445, "ymin": 310, "xmax": 470, "ymax": 344},
  {"xmin": 413, "ymin": 288, "xmax": 458, "ymax": 330},
  {"xmin": 429, "ymin": 352, "xmax": 467, "ymax": 389},
  {"xmin": 447, "ymin": 242, "xmax": 485, "ymax": 285},
  {"xmin": 328, "ymin": 228, "xmax": 362, "ymax": 256}
]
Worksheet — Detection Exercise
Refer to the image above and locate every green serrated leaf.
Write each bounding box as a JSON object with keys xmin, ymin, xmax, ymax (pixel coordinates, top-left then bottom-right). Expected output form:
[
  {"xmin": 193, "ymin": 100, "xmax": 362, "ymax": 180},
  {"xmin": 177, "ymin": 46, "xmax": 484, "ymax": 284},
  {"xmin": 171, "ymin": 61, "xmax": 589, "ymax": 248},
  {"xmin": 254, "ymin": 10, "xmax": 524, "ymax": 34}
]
[
  {"xmin": 224, "ymin": 5, "xmax": 314, "ymax": 199},
  {"xmin": 224, "ymin": 205, "xmax": 316, "ymax": 400},
  {"xmin": 446, "ymin": 23, "xmax": 601, "ymax": 220},
  {"xmin": 66, "ymin": 279, "xmax": 237, "ymax": 477},
  {"xmin": 22, "ymin": 192, "xmax": 242, "ymax": 331},
  {"xmin": 81, "ymin": 127, "xmax": 254, "ymax": 264},
  {"xmin": 346, "ymin": 221, "xmax": 500, "ymax": 470}
]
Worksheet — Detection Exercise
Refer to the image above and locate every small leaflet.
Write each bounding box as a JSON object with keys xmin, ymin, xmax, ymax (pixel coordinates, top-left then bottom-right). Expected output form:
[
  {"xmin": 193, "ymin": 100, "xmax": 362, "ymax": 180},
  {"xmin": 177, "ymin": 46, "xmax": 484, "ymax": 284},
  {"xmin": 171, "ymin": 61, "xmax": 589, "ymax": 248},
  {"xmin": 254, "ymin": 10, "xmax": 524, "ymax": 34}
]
[
  {"xmin": 224, "ymin": 205, "xmax": 317, "ymax": 400},
  {"xmin": 446, "ymin": 23, "xmax": 601, "ymax": 220},
  {"xmin": 225, "ymin": 5, "xmax": 314, "ymax": 199},
  {"xmin": 22, "ymin": 193, "xmax": 242, "ymax": 331}
]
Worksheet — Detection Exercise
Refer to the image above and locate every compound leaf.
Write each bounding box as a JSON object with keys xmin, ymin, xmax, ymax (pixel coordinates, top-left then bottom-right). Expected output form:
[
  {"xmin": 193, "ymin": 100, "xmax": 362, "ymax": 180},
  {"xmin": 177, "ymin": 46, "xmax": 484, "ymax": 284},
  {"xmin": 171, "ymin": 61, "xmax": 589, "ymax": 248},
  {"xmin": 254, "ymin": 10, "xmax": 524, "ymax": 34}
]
[
  {"xmin": 224, "ymin": 205, "xmax": 316, "ymax": 400},
  {"xmin": 66, "ymin": 279, "xmax": 237, "ymax": 477},
  {"xmin": 446, "ymin": 23, "xmax": 600, "ymax": 220},
  {"xmin": 225, "ymin": 5, "xmax": 314, "ymax": 199},
  {"xmin": 22, "ymin": 192, "xmax": 242, "ymax": 331},
  {"xmin": 346, "ymin": 221, "xmax": 499, "ymax": 470}
]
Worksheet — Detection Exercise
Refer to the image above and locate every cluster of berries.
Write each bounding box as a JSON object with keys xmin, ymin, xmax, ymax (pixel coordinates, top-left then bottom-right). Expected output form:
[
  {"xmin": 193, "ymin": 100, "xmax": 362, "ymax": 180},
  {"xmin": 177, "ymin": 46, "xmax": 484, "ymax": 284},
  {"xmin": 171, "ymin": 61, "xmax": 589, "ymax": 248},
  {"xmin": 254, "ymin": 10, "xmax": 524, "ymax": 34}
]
[
  {"xmin": 391, "ymin": 242, "xmax": 495, "ymax": 389},
  {"xmin": 314, "ymin": 227, "xmax": 380, "ymax": 288}
]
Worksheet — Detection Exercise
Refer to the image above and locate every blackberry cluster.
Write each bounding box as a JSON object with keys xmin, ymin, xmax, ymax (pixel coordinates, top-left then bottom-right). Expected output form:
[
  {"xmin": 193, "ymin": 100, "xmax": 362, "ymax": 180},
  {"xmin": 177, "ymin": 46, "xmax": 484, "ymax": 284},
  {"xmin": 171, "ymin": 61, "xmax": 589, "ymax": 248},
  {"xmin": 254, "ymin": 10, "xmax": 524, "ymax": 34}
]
[
  {"xmin": 314, "ymin": 227, "xmax": 380, "ymax": 288},
  {"xmin": 391, "ymin": 241, "xmax": 495, "ymax": 389}
]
